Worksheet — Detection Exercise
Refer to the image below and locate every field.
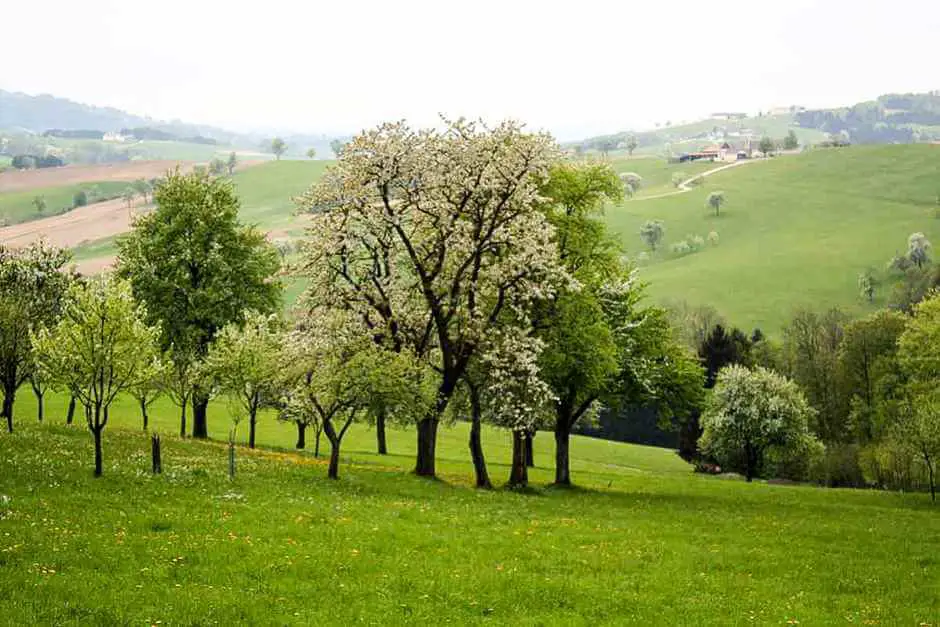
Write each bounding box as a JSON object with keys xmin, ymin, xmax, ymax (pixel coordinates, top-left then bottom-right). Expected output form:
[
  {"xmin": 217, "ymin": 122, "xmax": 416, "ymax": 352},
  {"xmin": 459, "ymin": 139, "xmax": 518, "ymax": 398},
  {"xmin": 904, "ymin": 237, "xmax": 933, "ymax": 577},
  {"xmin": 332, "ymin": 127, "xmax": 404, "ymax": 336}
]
[
  {"xmin": 0, "ymin": 181, "xmax": 129, "ymax": 226},
  {"xmin": 0, "ymin": 161, "xmax": 190, "ymax": 194},
  {"xmin": 606, "ymin": 144, "xmax": 940, "ymax": 334},
  {"xmin": 0, "ymin": 392, "xmax": 938, "ymax": 624}
]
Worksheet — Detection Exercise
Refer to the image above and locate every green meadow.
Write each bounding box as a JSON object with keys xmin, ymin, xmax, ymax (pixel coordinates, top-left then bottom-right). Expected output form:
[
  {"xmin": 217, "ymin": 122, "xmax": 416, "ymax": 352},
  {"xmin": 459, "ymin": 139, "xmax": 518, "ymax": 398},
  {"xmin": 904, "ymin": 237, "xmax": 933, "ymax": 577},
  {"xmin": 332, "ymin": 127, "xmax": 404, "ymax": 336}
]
[
  {"xmin": 0, "ymin": 393, "xmax": 938, "ymax": 625},
  {"xmin": 0, "ymin": 181, "xmax": 128, "ymax": 225},
  {"xmin": 605, "ymin": 144, "xmax": 940, "ymax": 333}
]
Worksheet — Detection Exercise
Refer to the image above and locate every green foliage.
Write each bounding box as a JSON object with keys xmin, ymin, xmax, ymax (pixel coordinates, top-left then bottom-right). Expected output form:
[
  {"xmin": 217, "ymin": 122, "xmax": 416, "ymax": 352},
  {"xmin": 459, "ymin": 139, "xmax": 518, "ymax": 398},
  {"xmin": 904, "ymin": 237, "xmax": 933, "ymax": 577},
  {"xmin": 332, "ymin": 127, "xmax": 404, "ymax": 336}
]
[
  {"xmin": 32, "ymin": 195, "xmax": 46, "ymax": 214},
  {"xmin": 208, "ymin": 158, "xmax": 227, "ymax": 177},
  {"xmin": 758, "ymin": 136, "xmax": 775, "ymax": 155},
  {"xmin": 705, "ymin": 191, "xmax": 725, "ymax": 216},
  {"xmin": 31, "ymin": 277, "xmax": 161, "ymax": 475},
  {"xmin": 203, "ymin": 311, "xmax": 284, "ymax": 447},
  {"xmin": 270, "ymin": 137, "xmax": 287, "ymax": 160},
  {"xmin": 857, "ymin": 268, "xmax": 877, "ymax": 302},
  {"xmin": 72, "ymin": 190, "xmax": 88, "ymax": 208},
  {"xmin": 639, "ymin": 220, "xmax": 664, "ymax": 251},
  {"xmin": 226, "ymin": 151, "xmax": 238, "ymax": 175},
  {"xmin": 701, "ymin": 365, "xmax": 818, "ymax": 481},
  {"xmin": 784, "ymin": 130, "xmax": 799, "ymax": 150},
  {"xmin": 907, "ymin": 232, "xmax": 931, "ymax": 268},
  {"xmin": 305, "ymin": 148, "xmax": 316, "ymax": 159},
  {"xmin": 0, "ymin": 242, "xmax": 73, "ymax": 431}
]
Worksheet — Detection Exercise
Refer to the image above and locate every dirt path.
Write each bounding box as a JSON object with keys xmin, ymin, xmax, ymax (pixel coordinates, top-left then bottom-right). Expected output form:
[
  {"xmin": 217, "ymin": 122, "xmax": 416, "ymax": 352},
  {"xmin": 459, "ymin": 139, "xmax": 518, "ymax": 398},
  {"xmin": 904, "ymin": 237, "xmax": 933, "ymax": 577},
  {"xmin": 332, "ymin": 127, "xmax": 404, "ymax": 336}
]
[{"xmin": 635, "ymin": 159, "xmax": 757, "ymax": 201}]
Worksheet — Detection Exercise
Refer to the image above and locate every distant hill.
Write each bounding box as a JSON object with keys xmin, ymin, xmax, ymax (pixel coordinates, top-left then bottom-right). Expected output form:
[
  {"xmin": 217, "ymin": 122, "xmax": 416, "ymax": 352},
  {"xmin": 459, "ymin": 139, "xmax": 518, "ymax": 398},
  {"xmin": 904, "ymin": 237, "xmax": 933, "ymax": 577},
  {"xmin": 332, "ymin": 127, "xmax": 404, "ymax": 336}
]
[
  {"xmin": 576, "ymin": 91, "xmax": 940, "ymax": 155},
  {"xmin": 0, "ymin": 90, "xmax": 152, "ymax": 134}
]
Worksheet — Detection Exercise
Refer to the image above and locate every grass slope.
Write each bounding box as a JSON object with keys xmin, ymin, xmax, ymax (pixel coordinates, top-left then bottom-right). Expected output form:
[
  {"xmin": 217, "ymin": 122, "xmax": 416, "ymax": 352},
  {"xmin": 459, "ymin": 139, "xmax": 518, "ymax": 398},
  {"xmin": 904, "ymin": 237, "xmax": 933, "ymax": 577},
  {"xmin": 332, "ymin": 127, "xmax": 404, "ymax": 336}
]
[
  {"xmin": 606, "ymin": 145, "xmax": 940, "ymax": 333},
  {"xmin": 1, "ymin": 393, "xmax": 938, "ymax": 624},
  {"xmin": 0, "ymin": 181, "xmax": 128, "ymax": 226}
]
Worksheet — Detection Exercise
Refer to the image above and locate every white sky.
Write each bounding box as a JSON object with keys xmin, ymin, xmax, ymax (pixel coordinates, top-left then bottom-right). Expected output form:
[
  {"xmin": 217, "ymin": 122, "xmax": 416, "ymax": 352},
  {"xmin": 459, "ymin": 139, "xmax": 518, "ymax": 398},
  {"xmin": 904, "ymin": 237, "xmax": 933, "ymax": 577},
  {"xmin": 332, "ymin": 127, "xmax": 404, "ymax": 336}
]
[{"xmin": 2, "ymin": 0, "xmax": 938, "ymax": 140}]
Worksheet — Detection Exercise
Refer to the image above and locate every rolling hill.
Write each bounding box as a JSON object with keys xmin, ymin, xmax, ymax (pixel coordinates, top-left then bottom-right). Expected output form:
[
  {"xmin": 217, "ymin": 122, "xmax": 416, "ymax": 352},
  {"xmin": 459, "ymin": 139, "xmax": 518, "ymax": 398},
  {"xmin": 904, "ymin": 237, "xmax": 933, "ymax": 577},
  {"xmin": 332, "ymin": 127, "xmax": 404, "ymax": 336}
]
[{"xmin": 604, "ymin": 144, "xmax": 940, "ymax": 333}]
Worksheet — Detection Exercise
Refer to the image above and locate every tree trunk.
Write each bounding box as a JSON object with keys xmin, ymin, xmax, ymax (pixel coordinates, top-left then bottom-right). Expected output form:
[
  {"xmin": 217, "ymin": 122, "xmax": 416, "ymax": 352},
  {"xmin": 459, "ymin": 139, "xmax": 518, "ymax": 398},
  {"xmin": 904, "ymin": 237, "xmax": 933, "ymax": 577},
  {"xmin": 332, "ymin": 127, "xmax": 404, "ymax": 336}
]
[
  {"xmin": 140, "ymin": 398, "xmax": 149, "ymax": 431},
  {"xmin": 191, "ymin": 395, "xmax": 209, "ymax": 439},
  {"xmin": 295, "ymin": 422, "xmax": 306, "ymax": 449},
  {"xmin": 508, "ymin": 430, "xmax": 528, "ymax": 488},
  {"xmin": 745, "ymin": 445, "xmax": 756, "ymax": 482},
  {"xmin": 415, "ymin": 417, "xmax": 438, "ymax": 477},
  {"xmin": 314, "ymin": 428, "xmax": 321, "ymax": 458},
  {"xmin": 151, "ymin": 434, "xmax": 162, "ymax": 474},
  {"xmin": 376, "ymin": 409, "xmax": 388, "ymax": 455},
  {"xmin": 66, "ymin": 396, "xmax": 76, "ymax": 425},
  {"xmin": 93, "ymin": 427, "xmax": 103, "ymax": 477},
  {"xmin": 179, "ymin": 403, "xmax": 187, "ymax": 438},
  {"xmin": 925, "ymin": 453, "xmax": 936, "ymax": 502},
  {"xmin": 468, "ymin": 416, "xmax": 492, "ymax": 489},
  {"xmin": 34, "ymin": 388, "xmax": 44, "ymax": 423},
  {"xmin": 554, "ymin": 427, "xmax": 571, "ymax": 486},
  {"xmin": 525, "ymin": 431, "xmax": 535, "ymax": 467},
  {"xmin": 2, "ymin": 386, "xmax": 15, "ymax": 433},
  {"xmin": 248, "ymin": 412, "xmax": 257, "ymax": 449},
  {"xmin": 328, "ymin": 439, "xmax": 341, "ymax": 479}
]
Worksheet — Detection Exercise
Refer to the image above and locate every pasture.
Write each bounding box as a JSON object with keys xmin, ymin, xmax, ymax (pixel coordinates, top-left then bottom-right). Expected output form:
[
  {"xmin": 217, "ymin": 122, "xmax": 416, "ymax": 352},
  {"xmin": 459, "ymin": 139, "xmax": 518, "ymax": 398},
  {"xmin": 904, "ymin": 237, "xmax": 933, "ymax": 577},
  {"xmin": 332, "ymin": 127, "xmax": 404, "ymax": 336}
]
[
  {"xmin": 0, "ymin": 393, "xmax": 938, "ymax": 624},
  {"xmin": 606, "ymin": 144, "xmax": 940, "ymax": 333}
]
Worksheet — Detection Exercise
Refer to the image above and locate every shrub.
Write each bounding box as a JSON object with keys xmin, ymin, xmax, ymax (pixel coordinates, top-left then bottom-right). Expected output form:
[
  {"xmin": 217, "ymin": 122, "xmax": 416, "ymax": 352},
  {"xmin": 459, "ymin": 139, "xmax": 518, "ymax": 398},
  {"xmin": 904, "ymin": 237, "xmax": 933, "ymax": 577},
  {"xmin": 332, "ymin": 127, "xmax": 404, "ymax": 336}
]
[
  {"xmin": 687, "ymin": 234, "xmax": 705, "ymax": 252},
  {"xmin": 670, "ymin": 240, "xmax": 691, "ymax": 256},
  {"xmin": 707, "ymin": 231, "xmax": 720, "ymax": 246},
  {"xmin": 809, "ymin": 443, "xmax": 866, "ymax": 487},
  {"xmin": 72, "ymin": 190, "xmax": 88, "ymax": 208}
]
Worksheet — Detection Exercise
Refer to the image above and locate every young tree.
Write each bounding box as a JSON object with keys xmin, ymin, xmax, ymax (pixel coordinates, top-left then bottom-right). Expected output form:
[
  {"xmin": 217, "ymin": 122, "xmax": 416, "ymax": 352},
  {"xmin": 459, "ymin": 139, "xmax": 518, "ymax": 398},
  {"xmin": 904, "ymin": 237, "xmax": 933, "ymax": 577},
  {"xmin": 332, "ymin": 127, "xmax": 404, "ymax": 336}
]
[
  {"xmin": 896, "ymin": 392, "xmax": 940, "ymax": 501},
  {"xmin": 306, "ymin": 148, "xmax": 316, "ymax": 159},
  {"xmin": 671, "ymin": 172, "xmax": 685, "ymax": 188},
  {"xmin": 270, "ymin": 137, "xmax": 286, "ymax": 160},
  {"xmin": 122, "ymin": 187, "xmax": 136, "ymax": 209},
  {"xmin": 700, "ymin": 365, "xmax": 818, "ymax": 481},
  {"xmin": 208, "ymin": 158, "xmax": 227, "ymax": 177},
  {"xmin": 908, "ymin": 232, "xmax": 931, "ymax": 268},
  {"xmin": 329, "ymin": 139, "xmax": 346, "ymax": 158},
  {"xmin": 227, "ymin": 151, "xmax": 238, "ymax": 175},
  {"xmin": 117, "ymin": 169, "xmax": 282, "ymax": 439},
  {"xmin": 783, "ymin": 130, "xmax": 799, "ymax": 150},
  {"xmin": 297, "ymin": 119, "xmax": 564, "ymax": 478},
  {"xmin": 32, "ymin": 278, "xmax": 161, "ymax": 476},
  {"xmin": 130, "ymin": 361, "xmax": 165, "ymax": 431},
  {"xmin": 625, "ymin": 135, "xmax": 639, "ymax": 156},
  {"xmin": 858, "ymin": 268, "xmax": 878, "ymax": 302},
  {"xmin": 132, "ymin": 178, "xmax": 152, "ymax": 203},
  {"xmin": 0, "ymin": 242, "xmax": 73, "ymax": 433},
  {"xmin": 203, "ymin": 311, "xmax": 283, "ymax": 449},
  {"xmin": 758, "ymin": 136, "xmax": 775, "ymax": 156},
  {"xmin": 620, "ymin": 172, "xmax": 642, "ymax": 198},
  {"xmin": 639, "ymin": 220, "xmax": 665, "ymax": 251},
  {"xmin": 706, "ymin": 191, "xmax": 725, "ymax": 216},
  {"xmin": 32, "ymin": 195, "xmax": 46, "ymax": 214},
  {"xmin": 162, "ymin": 349, "xmax": 196, "ymax": 437}
]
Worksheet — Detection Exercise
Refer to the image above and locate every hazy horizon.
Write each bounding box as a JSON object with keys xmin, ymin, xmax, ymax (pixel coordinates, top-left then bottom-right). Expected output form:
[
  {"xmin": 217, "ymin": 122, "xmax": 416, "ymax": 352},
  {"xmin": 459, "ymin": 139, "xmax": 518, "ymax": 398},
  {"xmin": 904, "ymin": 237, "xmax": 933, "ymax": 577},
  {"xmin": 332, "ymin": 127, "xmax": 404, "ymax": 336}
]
[{"xmin": 3, "ymin": 0, "xmax": 939, "ymax": 140}]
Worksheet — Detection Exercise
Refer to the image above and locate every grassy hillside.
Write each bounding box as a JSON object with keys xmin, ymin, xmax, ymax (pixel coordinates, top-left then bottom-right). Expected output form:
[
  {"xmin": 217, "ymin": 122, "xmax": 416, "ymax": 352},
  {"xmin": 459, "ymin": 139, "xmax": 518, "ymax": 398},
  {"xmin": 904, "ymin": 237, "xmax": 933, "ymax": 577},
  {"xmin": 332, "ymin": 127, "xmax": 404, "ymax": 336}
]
[
  {"xmin": 232, "ymin": 159, "xmax": 327, "ymax": 232},
  {"xmin": 1, "ymin": 393, "xmax": 938, "ymax": 624},
  {"xmin": 0, "ymin": 181, "xmax": 129, "ymax": 225},
  {"xmin": 605, "ymin": 145, "xmax": 940, "ymax": 333}
]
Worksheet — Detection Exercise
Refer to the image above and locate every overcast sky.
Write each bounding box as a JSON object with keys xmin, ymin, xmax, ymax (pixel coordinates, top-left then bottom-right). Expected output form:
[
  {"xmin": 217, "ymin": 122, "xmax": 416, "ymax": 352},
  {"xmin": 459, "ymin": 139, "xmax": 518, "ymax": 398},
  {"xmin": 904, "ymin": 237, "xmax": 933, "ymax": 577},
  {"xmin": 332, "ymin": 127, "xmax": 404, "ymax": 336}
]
[{"xmin": 3, "ymin": 0, "xmax": 938, "ymax": 140}]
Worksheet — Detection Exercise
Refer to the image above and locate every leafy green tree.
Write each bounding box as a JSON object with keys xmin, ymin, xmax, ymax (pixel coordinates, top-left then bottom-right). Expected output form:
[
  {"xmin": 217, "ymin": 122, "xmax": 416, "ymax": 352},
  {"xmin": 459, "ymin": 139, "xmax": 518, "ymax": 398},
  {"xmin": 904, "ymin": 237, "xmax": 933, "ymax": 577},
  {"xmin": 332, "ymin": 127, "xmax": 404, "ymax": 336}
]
[
  {"xmin": 208, "ymin": 158, "xmax": 227, "ymax": 177},
  {"xmin": 700, "ymin": 365, "xmax": 818, "ymax": 481},
  {"xmin": 329, "ymin": 139, "xmax": 346, "ymax": 158},
  {"xmin": 122, "ymin": 187, "xmax": 136, "ymax": 209},
  {"xmin": 203, "ymin": 311, "xmax": 283, "ymax": 449},
  {"xmin": 298, "ymin": 120, "xmax": 563, "ymax": 478},
  {"xmin": 908, "ymin": 232, "xmax": 931, "ymax": 268},
  {"xmin": 619, "ymin": 172, "xmax": 642, "ymax": 197},
  {"xmin": 783, "ymin": 130, "xmax": 799, "ymax": 150},
  {"xmin": 72, "ymin": 190, "xmax": 88, "ymax": 208},
  {"xmin": 132, "ymin": 178, "xmax": 152, "ymax": 203},
  {"xmin": 858, "ymin": 268, "xmax": 878, "ymax": 302},
  {"xmin": 117, "ymin": 169, "xmax": 282, "ymax": 439},
  {"xmin": 271, "ymin": 137, "xmax": 287, "ymax": 160},
  {"xmin": 784, "ymin": 308, "xmax": 849, "ymax": 443},
  {"xmin": 895, "ymin": 391, "xmax": 940, "ymax": 501},
  {"xmin": 32, "ymin": 278, "xmax": 161, "ymax": 476},
  {"xmin": 625, "ymin": 135, "xmax": 638, "ymax": 156},
  {"xmin": 839, "ymin": 310, "xmax": 907, "ymax": 442},
  {"xmin": 706, "ymin": 191, "xmax": 725, "ymax": 216},
  {"xmin": 306, "ymin": 148, "xmax": 316, "ymax": 159},
  {"xmin": 32, "ymin": 195, "xmax": 46, "ymax": 214},
  {"xmin": 129, "ymin": 358, "xmax": 166, "ymax": 431},
  {"xmin": 639, "ymin": 220, "xmax": 665, "ymax": 251},
  {"xmin": 0, "ymin": 242, "xmax": 73, "ymax": 433},
  {"xmin": 671, "ymin": 172, "xmax": 685, "ymax": 188},
  {"xmin": 226, "ymin": 151, "xmax": 238, "ymax": 175},
  {"xmin": 758, "ymin": 136, "xmax": 775, "ymax": 156}
]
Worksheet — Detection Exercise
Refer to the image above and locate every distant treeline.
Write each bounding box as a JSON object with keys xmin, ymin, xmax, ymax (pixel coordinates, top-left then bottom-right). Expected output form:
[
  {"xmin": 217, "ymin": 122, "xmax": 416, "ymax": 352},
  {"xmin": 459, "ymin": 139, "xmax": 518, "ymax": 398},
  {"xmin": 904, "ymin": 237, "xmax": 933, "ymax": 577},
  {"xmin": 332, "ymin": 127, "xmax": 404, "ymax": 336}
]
[
  {"xmin": 795, "ymin": 92, "xmax": 940, "ymax": 143},
  {"xmin": 41, "ymin": 127, "xmax": 218, "ymax": 145}
]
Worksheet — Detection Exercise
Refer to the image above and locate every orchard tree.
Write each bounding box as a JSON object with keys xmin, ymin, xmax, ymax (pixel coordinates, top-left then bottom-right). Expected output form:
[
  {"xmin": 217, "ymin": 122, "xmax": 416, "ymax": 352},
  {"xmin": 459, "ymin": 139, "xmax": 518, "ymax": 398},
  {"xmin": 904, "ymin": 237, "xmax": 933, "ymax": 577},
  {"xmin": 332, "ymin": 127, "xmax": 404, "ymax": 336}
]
[
  {"xmin": 32, "ymin": 278, "xmax": 161, "ymax": 476},
  {"xmin": 122, "ymin": 187, "xmax": 136, "ymax": 209},
  {"xmin": 0, "ymin": 242, "xmax": 73, "ymax": 433},
  {"xmin": 639, "ymin": 220, "xmax": 665, "ymax": 251},
  {"xmin": 700, "ymin": 365, "xmax": 818, "ymax": 481},
  {"xmin": 706, "ymin": 191, "xmax": 725, "ymax": 216},
  {"xmin": 908, "ymin": 232, "xmax": 931, "ymax": 268},
  {"xmin": 129, "ymin": 359, "xmax": 166, "ymax": 431},
  {"xmin": 271, "ymin": 137, "xmax": 287, "ymax": 160},
  {"xmin": 208, "ymin": 159, "xmax": 227, "ymax": 177},
  {"xmin": 625, "ymin": 135, "xmax": 639, "ymax": 156},
  {"xmin": 758, "ymin": 136, "xmax": 775, "ymax": 156},
  {"xmin": 858, "ymin": 269, "xmax": 877, "ymax": 302},
  {"xmin": 203, "ymin": 311, "xmax": 283, "ymax": 449},
  {"xmin": 132, "ymin": 178, "xmax": 152, "ymax": 203},
  {"xmin": 620, "ymin": 172, "xmax": 642, "ymax": 198},
  {"xmin": 32, "ymin": 196, "xmax": 46, "ymax": 214},
  {"xmin": 329, "ymin": 139, "xmax": 346, "ymax": 158},
  {"xmin": 117, "ymin": 169, "xmax": 282, "ymax": 439},
  {"xmin": 306, "ymin": 148, "xmax": 316, "ymax": 159},
  {"xmin": 783, "ymin": 130, "xmax": 799, "ymax": 150},
  {"xmin": 896, "ymin": 391, "xmax": 940, "ymax": 501},
  {"xmin": 297, "ymin": 119, "xmax": 565, "ymax": 478},
  {"xmin": 227, "ymin": 151, "xmax": 238, "ymax": 175}
]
